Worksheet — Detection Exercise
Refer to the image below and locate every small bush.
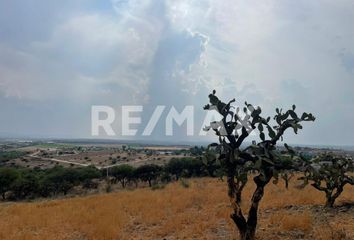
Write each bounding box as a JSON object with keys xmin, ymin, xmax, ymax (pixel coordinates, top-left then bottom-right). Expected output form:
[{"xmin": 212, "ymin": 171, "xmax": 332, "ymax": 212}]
[
  {"xmin": 151, "ymin": 184, "xmax": 165, "ymax": 190},
  {"xmin": 180, "ymin": 179, "xmax": 190, "ymax": 188}
]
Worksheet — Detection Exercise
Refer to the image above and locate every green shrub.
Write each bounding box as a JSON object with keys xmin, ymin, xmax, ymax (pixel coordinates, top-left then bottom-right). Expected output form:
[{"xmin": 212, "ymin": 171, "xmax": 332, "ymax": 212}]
[
  {"xmin": 0, "ymin": 168, "xmax": 19, "ymax": 199},
  {"xmin": 0, "ymin": 151, "xmax": 26, "ymax": 163}
]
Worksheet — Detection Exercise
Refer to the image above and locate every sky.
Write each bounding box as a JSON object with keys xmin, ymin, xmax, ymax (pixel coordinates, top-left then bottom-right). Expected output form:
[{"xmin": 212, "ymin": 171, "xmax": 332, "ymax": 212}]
[{"xmin": 0, "ymin": 0, "xmax": 354, "ymax": 146}]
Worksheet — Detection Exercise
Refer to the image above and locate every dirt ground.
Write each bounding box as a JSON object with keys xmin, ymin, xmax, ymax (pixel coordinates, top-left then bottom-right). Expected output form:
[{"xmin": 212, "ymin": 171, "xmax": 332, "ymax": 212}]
[
  {"xmin": 5, "ymin": 145, "xmax": 189, "ymax": 169},
  {"xmin": 0, "ymin": 177, "xmax": 353, "ymax": 240}
]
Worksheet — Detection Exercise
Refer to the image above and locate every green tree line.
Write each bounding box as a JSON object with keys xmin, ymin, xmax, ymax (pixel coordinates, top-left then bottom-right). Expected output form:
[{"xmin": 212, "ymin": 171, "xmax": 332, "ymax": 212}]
[{"xmin": 0, "ymin": 157, "xmax": 218, "ymax": 201}]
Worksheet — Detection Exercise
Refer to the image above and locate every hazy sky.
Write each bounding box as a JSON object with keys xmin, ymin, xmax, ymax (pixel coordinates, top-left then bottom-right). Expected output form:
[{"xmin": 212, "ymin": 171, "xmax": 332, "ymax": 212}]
[{"xmin": 0, "ymin": 0, "xmax": 354, "ymax": 145}]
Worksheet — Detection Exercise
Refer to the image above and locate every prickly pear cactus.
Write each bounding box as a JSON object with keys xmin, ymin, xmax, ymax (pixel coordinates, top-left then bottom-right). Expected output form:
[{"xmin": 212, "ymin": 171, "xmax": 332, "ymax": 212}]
[
  {"xmin": 203, "ymin": 90, "xmax": 315, "ymax": 240},
  {"xmin": 300, "ymin": 153, "xmax": 354, "ymax": 207}
]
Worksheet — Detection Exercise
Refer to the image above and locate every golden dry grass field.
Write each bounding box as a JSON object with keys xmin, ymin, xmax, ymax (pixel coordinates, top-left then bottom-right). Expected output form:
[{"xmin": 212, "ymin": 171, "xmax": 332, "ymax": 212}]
[{"xmin": 0, "ymin": 178, "xmax": 353, "ymax": 240}]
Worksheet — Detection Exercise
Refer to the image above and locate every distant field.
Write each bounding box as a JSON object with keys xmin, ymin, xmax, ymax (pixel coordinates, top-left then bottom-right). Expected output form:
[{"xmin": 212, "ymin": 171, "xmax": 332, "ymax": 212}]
[
  {"xmin": 2, "ymin": 143, "xmax": 190, "ymax": 169},
  {"xmin": 142, "ymin": 146, "xmax": 190, "ymax": 150},
  {"xmin": 0, "ymin": 151, "xmax": 26, "ymax": 162},
  {"xmin": 0, "ymin": 178, "xmax": 353, "ymax": 240}
]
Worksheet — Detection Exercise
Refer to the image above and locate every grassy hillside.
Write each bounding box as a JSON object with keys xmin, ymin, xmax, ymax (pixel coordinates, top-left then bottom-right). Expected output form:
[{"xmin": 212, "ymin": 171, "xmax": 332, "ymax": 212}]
[{"xmin": 0, "ymin": 178, "xmax": 353, "ymax": 240}]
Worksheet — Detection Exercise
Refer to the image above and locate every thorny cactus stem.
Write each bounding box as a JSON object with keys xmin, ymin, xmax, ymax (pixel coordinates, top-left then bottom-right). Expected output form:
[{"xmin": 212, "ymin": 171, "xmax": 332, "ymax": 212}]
[{"xmin": 203, "ymin": 90, "xmax": 315, "ymax": 240}]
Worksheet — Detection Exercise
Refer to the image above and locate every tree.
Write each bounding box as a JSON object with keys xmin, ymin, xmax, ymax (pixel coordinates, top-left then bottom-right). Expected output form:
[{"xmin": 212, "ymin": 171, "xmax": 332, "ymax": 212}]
[
  {"xmin": 166, "ymin": 158, "xmax": 185, "ymax": 180},
  {"xmin": 184, "ymin": 157, "xmax": 205, "ymax": 177},
  {"xmin": 0, "ymin": 168, "xmax": 19, "ymax": 200},
  {"xmin": 280, "ymin": 172, "xmax": 294, "ymax": 189},
  {"xmin": 277, "ymin": 155, "xmax": 295, "ymax": 189},
  {"xmin": 201, "ymin": 149, "xmax": 220, "ymax": 177},
  {"xmin": 135, "ymin": 164, "xmax": 162, "ymax": 187},
  {"xmin": 166, "ymin": 157, "xmax": 204, "ymax": 179},
  {"xmin": 77, "ymin": 166, "xmax": 102, "ymax": 181},
  {"xmin": 111, "ymin": 164, "xmax": 134, "ymax": 188},
  {"xmin": 77, "ymin": 166, "xmax": 102, "ymax": 189},
  {"xmin": 203, "ymin": 90, "xmax": 315, "ymax": 240},
  {"xmin": 40, "ymin": 166, "xmax": 78, "ymax": 196},
  {"xmin": 300, "ymin": 153, "xmax": 354, "ymax": 208},
  {"xmin": 11, "ymin": 169, "xmax": 39, "ymax": 199},
  {"xmin": 190, "ymin": 146, "xmax": 205, "ymax": 156}
]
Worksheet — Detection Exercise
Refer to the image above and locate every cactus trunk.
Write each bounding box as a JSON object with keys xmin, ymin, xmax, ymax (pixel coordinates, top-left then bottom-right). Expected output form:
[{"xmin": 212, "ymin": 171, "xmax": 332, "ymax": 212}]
[
  {"xmin": 228, "ymin": 170, "xmax": 270, "ymax": 240},
  {"xmin": 240, "ymin": 229, "xmax": 256, "ymax": 240}
]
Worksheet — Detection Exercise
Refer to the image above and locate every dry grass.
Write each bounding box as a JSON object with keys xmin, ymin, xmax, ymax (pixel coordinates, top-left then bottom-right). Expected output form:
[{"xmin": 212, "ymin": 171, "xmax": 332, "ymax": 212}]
[
  {"xmin": 0, "ymin": 177, "xmax": 353, "ymax": 240},
  {"xmin": 277, "ymin": 210, "xmax": 313, "ymax": 232}
]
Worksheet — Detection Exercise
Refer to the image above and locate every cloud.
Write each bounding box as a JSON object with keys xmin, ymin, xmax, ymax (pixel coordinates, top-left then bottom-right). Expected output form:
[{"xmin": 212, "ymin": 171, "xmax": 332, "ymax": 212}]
[
  {"xmin": 0, "ymin": 11, "xmax": 155, "ymax": 103},
  {"xmin": 0, "ymin": 0, "xmax": 354, "ymax": 144}
]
